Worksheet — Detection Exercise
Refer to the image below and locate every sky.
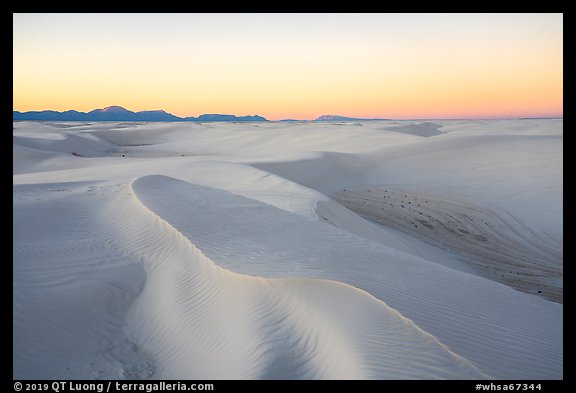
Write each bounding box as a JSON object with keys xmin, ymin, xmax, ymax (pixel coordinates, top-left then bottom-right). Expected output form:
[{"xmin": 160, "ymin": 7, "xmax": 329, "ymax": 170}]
[{"xmin": 13, "ymin": 13, "xmax": 563, "ymax": 120}]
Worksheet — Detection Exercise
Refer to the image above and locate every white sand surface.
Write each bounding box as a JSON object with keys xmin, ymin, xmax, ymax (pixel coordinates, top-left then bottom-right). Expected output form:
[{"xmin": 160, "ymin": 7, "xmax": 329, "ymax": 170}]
[{"xmin": 13, "ymin": 119, "xmax": 562, "ymax": 379}]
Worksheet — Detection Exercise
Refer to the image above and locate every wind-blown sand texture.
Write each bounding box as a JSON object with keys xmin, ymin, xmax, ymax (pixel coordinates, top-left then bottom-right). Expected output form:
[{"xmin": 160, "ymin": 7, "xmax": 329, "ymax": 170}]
[{"xmin": 13, "ymin": 119, "xmax": 562, "ymax": 379}]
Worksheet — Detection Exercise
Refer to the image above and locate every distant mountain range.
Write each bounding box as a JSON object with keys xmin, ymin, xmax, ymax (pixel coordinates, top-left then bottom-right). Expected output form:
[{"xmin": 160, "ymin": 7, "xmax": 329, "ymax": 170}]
[
  {"xmin": 315, "ymin": 115, "xmax": 388, "ymax": 121},
  {"xmin": 13, "ymin": 106, "xmax": 392, "ymax": 122},
  {"xmin": 13, "ymin": 106, "xmax": 268, "ymax": 122}
]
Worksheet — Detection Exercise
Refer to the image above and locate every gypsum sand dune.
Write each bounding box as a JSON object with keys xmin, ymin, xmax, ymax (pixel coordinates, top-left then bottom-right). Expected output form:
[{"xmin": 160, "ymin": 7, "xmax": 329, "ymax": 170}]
[
  {"xmin": 13, "ymin": 120, "xmax": 563, "ymax": 380},
  {"xmin": 125, "ymin": 175, "xmax": 561, "ymax": 380},
  {"xmin": 253, "ymin": 130, "xmax": 562, "ymax": 304},
  {"xmin": 14, "ymin": 176, "xmax": 489, "ymax": 380},
  {"xmin": 331, "ymin": 186, "xmax": 562, "ymax": 303}
]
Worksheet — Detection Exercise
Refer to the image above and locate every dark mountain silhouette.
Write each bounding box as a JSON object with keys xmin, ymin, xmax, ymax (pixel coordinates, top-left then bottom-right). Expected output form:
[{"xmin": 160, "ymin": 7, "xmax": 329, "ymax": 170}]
[
  {"xmin": 13, "ymin": 106, "xmax": 269, "ymax": 122},
  {"xmin": 194, "ymin": 114, "xmax": 267, "ymax": 122},
  {"xmin": 12, "ymin": 110, "xmax": 85, "ymax": 121},
  {"xmin": 86, "ymin": 106, "xmax": 140, "ymax": 121},
  {"xmin": 315, "ymin": 115, "xmax": 388, "ymax": 121},
  {"xmin": 132, "ymin": 110, "xmax": 182, "ymax": 122},
  {"xmin": 13, "ymin": 106, "xmax": 393, "ymax": 122}
]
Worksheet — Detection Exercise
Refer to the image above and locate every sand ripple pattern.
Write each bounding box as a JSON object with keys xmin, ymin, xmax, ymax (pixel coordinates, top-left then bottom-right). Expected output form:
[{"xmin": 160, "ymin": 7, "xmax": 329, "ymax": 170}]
[
  {"xmin": 14, "ymin": 176, "xmax": 488, "ymax": 379},
  {"xmin": 128, "ymin": 176, "xmax": 561, "ymax": 380},
  {"xmin": 124, "ymin": 175, "xmax": 488, "ymax": 379},
  {"xmin": 332, "ymin": 186, "xmax": 562, "ymax": 302}
]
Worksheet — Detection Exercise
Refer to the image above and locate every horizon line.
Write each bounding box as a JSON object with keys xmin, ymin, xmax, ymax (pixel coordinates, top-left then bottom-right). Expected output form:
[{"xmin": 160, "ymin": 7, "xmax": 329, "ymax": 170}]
[{"xmin": 13, "ymin": 106, "xmax": 563, "ymax": 122}]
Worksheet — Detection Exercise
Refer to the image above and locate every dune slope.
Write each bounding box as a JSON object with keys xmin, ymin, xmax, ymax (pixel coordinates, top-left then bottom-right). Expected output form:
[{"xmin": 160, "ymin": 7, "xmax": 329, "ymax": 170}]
[
  {"xmin": 14, "ymin": 176, "xmax": 488, "ymax": 379},
  {"xmin": 13, "ymin": 120, "xmax": 562, "ymax": 379}
]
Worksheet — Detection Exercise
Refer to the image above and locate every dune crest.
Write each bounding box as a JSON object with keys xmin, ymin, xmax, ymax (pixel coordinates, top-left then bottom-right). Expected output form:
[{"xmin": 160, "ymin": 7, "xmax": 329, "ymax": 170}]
[{"xmin": 14, "ymin": 120, "xmax": 562, "ymax": 379}]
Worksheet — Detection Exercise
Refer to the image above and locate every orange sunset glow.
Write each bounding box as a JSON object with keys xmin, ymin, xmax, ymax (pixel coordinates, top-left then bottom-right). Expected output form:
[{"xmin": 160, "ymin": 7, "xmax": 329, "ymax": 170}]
[{"xmin": 13, "ymin": 13, "xmax": 562, "ymax": 120}]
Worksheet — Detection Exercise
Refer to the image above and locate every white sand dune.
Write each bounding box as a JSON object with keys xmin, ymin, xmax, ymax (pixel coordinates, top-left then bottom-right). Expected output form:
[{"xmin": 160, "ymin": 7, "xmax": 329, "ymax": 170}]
[
  {"xmin": 13, "ymin": 176, "xmax": 489, "ymax": 380},
  {"xmin": 383, "ymin": 121, "xmax": 445, "ymax": 137},
  {"xmin": 330, "ymin": 185, "xmax": 562, "ymax": 302},
  {"xmin": 13, "ymin": 120, "xmax": 562, "ymax": 379}
]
